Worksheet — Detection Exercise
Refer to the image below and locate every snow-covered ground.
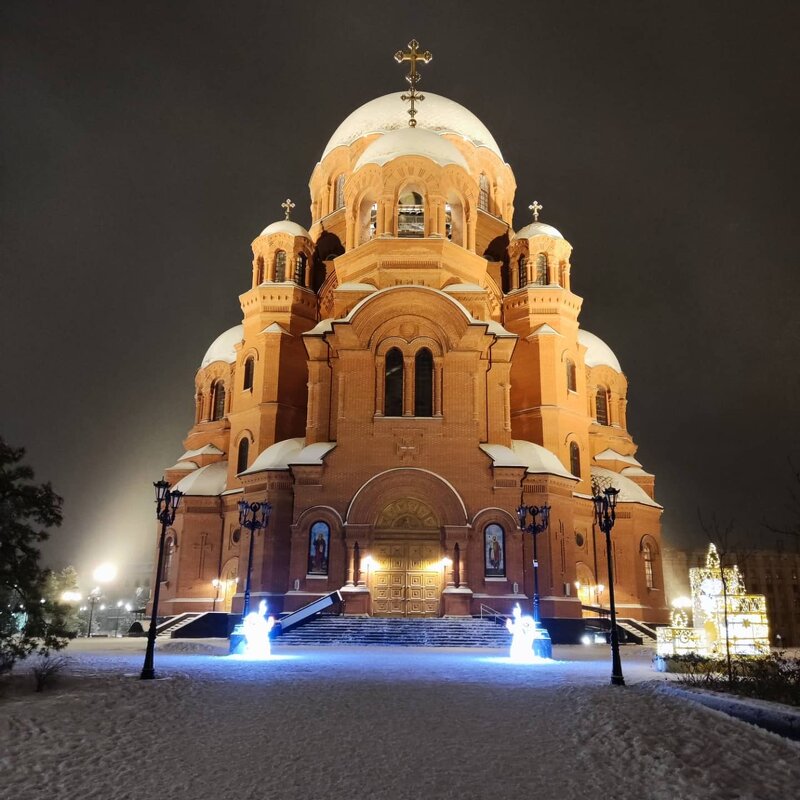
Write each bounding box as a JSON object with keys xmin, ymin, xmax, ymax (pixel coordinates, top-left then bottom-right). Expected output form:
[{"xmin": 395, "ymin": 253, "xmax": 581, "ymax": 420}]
[{"xmin": 1, "ymin": 639, "xmax": 798, "ymax": 800}]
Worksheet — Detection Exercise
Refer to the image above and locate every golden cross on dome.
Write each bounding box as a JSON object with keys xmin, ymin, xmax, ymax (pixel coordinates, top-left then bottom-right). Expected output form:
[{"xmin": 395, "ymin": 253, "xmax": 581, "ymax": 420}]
[
  {"xmin": 394, "ymin": 39, "xmax": 433, "ymax": 127},
  {"xmin": 281, "ymin": 198, "xmax": 295, "ymax": 220},
  {"xmin": 529, "ymin": 201, "xmax": 543, "ymax": 222}
]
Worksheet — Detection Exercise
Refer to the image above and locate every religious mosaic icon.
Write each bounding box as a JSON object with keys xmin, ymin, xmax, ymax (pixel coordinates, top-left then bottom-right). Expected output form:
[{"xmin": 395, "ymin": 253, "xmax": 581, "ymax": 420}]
[
  {"xmin": 307, "ymin": 521, "xmax": 330, "ymax": 575},
  {"xmin": 484, "ymin": 524, "xmax": 505, "ymax": 578}
]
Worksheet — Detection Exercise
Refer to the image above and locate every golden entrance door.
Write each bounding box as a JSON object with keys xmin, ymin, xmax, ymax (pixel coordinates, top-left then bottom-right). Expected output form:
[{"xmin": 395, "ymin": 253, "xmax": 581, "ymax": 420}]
[{"xmin": 372, "ymin": 541, "xmax": 441, "ymax": 617}]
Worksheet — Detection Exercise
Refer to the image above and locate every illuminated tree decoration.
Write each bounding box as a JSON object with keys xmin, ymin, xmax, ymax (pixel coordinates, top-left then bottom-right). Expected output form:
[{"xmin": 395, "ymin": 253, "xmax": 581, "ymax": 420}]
[{"xmin": 656, "ymin": 543, "xmax": 770, "ymax": 657}]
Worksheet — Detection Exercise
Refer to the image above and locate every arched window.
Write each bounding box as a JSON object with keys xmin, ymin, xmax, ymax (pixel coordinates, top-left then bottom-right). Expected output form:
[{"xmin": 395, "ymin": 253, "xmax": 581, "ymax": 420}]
[
  {"xmin": 274, "ymin": 250, "xmax": 286, "ymax": 282},
  {"xmin": 596, "ymin": 387, "xmax": 609, "ymax": 425},
  {"xmin": 236, "ymin": 438, "xmax": 249, "ymax": 474},
  {"xmin": 643, "ymin": 543, "xmax": 655, "ymax": 589},
  {"xmin": 256, "ymin": 256, "xmax": 264, "ymax": 284},
  {"xmin": 384, "ymin": 348, "xmax": 404, "ymax": 416},
  {"xmin": 398, "ymin": 191, "xmax": 424, "ymax": 237},
  {"xmin": 444, "ymin": 204, "xmax": 453, "ymax": 240},
  {"xmin": 517, "ymin": 255, "xmax": 528, "ymax": 287},
  {"xmin": 414, "ymin": 348, "xmax": 433, "ymax": 417},
  {"xmin": 334, "ymin": 174, "xmax": 345, "ymax": 210},
  {"xmin": 294, "ymin": 253, "xmax": 306, "ymax": 285},
  {"xmin": 478, "ymin": 174, "xmax": 490, "ymax": 211},
  {"xmin": 534, "ymin": 253, "xmax": 548, "ymax": 285},
  {"xmin": 161, "ymin": 535, "xmax": 175, "ymax": 582},
  {"xmin": 243, "ymin": 357, "xmax": 255, "ymax": 391},
  {"xmin": 368, "ymin": 203, "xmax": 378, "ymax": 240},
  {"xmin": 566, "ymin": 359, "xmax": 577, "ymax": 392},
  {"xmin": 569, "ymin": 441, "xmax": 581, "ymax": 477},
  {"xmin": 308, "ymin": 521, "xmax": 330, "ymax": 575},
  {"xmin": 484, "ymin": 523, "xmax": 505, "ymax": 577},
  {"xmin": 212, "ymin": 381, "xmax": 226, "ymax": 421}
]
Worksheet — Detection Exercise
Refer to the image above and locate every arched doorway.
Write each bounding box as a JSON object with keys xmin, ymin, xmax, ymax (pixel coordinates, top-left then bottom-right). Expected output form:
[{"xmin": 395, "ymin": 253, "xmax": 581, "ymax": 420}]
[
  {"xmin": 219, "ymin": 558, "xmax": 239, "ymax": 613},
  {"xmin": 575, "ymin": 561, "xmax": 601, "ymax": 617},
  {"xmin": 371, "ymin": 498, "xmax": 442, "ymax": 617},
  {"xmin": 346, "ymin": 468, "xmax": 468, "ymax": 618}
]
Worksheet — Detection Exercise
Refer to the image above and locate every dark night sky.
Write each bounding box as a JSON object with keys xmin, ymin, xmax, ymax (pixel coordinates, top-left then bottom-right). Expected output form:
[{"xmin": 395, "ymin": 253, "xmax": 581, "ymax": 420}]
[{"xmin": 2, "ymin": 1, "xmax": 799, "ymax": 585}]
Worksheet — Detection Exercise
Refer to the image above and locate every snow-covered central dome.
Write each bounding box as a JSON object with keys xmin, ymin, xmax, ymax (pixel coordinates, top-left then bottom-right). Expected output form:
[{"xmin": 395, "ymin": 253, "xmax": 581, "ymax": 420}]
[
  {"xmin": 322, "ymin": 92, "xmax": 503, "ymax": 161},
  {"xmin": 200, "ymin": 324, "xmax": 243, "ymax": 368},
  {"xmin": 578, "ymin": 329, "xmax": 622, "ymax": 372},
  {"xmin": 354, "ymin": 127, "xmax": 469, "ymax": 171}
]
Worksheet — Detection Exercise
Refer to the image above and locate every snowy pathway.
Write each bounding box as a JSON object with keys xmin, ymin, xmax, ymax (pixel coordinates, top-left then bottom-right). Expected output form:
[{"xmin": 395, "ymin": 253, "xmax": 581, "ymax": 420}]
[{"xmin": 1, "ymin": 640, "xmax": 797, "ymax": 800}]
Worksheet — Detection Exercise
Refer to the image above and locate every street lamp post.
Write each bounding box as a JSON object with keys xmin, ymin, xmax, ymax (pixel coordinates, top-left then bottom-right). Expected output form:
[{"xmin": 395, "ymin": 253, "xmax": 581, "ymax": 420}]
[
  {"xmin": 592, "ymin": 485, "xmax": 625, "ymax": 687},
  {"xmin": 140, "ymin": 479, "xmax": 183, "ymax": 681},
  {"xmin": 86, "ymin": 589, "xmax": 101, "ymax": 637},
  {"xmin": 238, "ymin": 499, "xmax": 272, "ymax": 619},
  {"xmin": 516, "ymin": 504, "xmax": 551, "ymax": 625}
]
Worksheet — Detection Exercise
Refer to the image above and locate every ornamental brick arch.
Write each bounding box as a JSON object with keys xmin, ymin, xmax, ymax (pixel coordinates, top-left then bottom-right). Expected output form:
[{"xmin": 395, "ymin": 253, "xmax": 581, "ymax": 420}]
[
  {"xmin": 345, "ymin": 286, "xmax": 474, "ymax": 351},
  {"xmin": 346, "ymin": 468, "xmax": 468, "ymax": 528}
]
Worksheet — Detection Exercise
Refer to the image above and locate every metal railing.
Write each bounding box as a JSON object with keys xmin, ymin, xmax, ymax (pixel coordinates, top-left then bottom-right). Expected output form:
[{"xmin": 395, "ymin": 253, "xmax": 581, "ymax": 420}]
[{"xmin": 479, "ymin": 603, "xmax": 508, "ymax": 624}]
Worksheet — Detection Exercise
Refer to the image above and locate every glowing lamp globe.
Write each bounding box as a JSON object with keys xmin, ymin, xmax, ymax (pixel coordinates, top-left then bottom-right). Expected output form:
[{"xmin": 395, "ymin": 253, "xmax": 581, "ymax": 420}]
[{"xmin": 93, "ymin": 562, "xmax": 117, "ymax": 583}]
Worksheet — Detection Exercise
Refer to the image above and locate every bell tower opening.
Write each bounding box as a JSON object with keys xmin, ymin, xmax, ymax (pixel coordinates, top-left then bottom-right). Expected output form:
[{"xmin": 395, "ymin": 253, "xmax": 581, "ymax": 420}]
[{"xmin": 398, "ymin": 191, "xmax": 424, "ymax": 237}]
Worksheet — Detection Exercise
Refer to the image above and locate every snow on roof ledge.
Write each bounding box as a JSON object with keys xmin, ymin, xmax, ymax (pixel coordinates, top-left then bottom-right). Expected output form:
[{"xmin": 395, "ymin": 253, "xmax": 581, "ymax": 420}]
[
  {"xmin": 480, "ymin": 441, "xmax": 578, "ymax": 481},
  {"xmin": 242, "ymin": 438, "xmax": 306, "ymax": 474},
  {"xmin": 292, "ymin": 442, "xmax": 336, "ymax": 465},
  {"xmin": 173, "ymin": 461, "xmax": 228, "ymax": 496},
  {"xmin": 591, "ymin": 466, "xmax": 661, "ymax": 508},
  {"xmin": 261, "ymin": 322, "xmax": 291, "ymax": 336},
  {"xmin": 337, "ymin": 282, "xmax": 378, "ymax": 292},
  {"xmin": 166, "ymin": 461, "xmax": 198, "ymax": 471},
  {"xmin": 527, "ymin": 323, "xmax": 562, "ymax": 338},
  {"xmin": 180, "ymin": 444, "xmax": 224, "ymax": 460},
  {"xmin": 594, "ymin": 448, "xmax": 642, "ymax": 467}
]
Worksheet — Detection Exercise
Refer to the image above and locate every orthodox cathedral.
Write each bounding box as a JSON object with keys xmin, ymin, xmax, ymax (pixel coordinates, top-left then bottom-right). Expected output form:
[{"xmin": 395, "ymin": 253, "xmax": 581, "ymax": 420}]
[{"xmin": 154, "ymin": 44, "xmax": 668, "ymax": 636}]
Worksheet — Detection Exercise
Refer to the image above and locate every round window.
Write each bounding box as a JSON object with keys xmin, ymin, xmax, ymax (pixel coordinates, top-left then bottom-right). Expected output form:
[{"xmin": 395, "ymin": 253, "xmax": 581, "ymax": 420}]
[
  {"xmin": 575, "ymin": 531, "xmax": 585, "ymax": 547},
  {"xmin": 231, "ymin": 528, "xmax": 241, "ymax": 545}
]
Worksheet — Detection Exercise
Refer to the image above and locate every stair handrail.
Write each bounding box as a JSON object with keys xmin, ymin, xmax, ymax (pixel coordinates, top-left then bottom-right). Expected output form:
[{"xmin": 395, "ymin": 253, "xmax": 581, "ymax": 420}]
[{"xmin": 479, "ymin": 603, "xmax": 507, "ymax": 624}]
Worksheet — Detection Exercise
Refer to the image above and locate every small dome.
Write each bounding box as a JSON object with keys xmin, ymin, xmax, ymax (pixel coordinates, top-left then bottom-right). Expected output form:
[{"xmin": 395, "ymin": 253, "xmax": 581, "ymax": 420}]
[
  {"xmin": 514, "ymin": 221, "xmax": 564, "ymax": 240},
  {"xmin": 578, "ymin": 329, "xmax": 622, "ymax": 372},
  {"xmin": 174, "ymin": 461, "xmax": 228, "ymax": 496},
  {"xmin": 200, "ymin": 325, "xmax": 243, "ymax": 369},
  {"xmin": 322, "ymin": 92, "xmax": 503, "ymax": 161},
  {"xmin": 354, "ymin": 127, "xmax": 469, "ymax": 171},
  {"xmin": 260, "ymin": 219, "xmax": 311, "ymax": 239}
]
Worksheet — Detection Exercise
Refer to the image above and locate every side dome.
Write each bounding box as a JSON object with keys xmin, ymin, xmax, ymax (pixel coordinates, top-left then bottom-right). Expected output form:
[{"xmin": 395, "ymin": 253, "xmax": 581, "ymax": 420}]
[
  {"xmin": 354, "ymin": 127, "xmax": 469, "ymax": 171},
  {"xmin": 322, "ymin": 92, "xmax": 503, "ymax": 161},
  {"xmin": 578, "ymin": 329, "xmax": 622, "ymax": 372},
  {"xmin": 200, "ymin": 324, "xmax": 243, "ymax": 369},
  {"xmin": 514, "ymin": 221, "xmax": 564, "ymax": 240},
  {"xmin": 260, "ymin": 220, "xmax": 311, "ymax": 239}
]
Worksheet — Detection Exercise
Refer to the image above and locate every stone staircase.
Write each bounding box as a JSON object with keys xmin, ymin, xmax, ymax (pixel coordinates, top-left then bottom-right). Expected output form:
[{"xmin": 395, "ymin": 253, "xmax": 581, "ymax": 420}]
[
  {"xmin": 275, "ymin": 616, "xmax": 512, "ymax": 648},
  {"xmin": 156, "ymin": 612, "xmax": 201, "ymax": 638}
]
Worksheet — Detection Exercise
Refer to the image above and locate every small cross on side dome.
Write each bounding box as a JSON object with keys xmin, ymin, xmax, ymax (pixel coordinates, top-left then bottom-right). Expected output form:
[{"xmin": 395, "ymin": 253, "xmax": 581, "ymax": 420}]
[
  {"xmin": 394, "ymin": 39, "xmax": 433, "ymax": 128},
  {"xmin": 529, "ymin": 200, "xmax": 543, "ymax": 221}
]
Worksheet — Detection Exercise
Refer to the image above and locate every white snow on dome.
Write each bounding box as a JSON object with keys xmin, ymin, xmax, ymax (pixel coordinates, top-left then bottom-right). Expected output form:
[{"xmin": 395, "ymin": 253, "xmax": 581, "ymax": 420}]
[
  {"xmin": 242, "ymin": 437, "xmax": 305, "ymax": 474},
  {"xmin": 200, "ymin": 325, "xmax": 243, "ymax": 369},
  {"xmin": 514, "ymin": 221, "xmax": 564, "ymax": 240},
  {"xmin": 322, "ymin": 92, "xmax": 503, "ymax": 161},
  {"xmin": 591, "ymin": 466, "xmax": 661, "ymax": 508},
  {"xmin": 578, "ymin": 329, "xmax": 622, "ymax": 373},
  {"xmin": 354, "ymin": 128, "xmax": 469, "ymax": 171},
  {"xmin": 260, "ymin": 220, "xmax": 311, "ymax": 238},
  {"xmin": 480, "ymin": 441, "xmax": 577, "ymax": 481},
  {"xmin": 173, "ymin": 461, "xmax": 228, "ymax": 496}
]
